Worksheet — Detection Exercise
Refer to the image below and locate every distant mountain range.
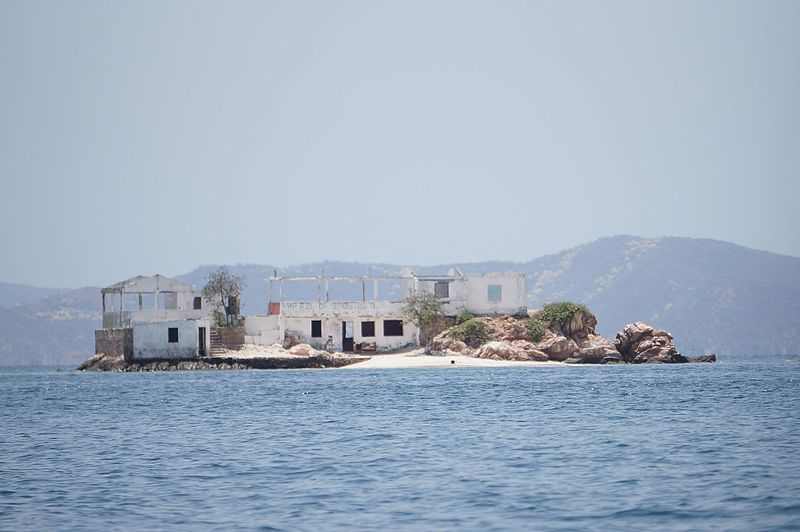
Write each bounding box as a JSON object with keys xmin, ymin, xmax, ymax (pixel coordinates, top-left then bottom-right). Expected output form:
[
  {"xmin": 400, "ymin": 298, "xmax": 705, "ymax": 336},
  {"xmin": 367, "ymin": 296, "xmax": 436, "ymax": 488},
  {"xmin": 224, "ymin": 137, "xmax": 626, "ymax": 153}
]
[{"xmin": 2, "ymin": 236, "xmax": 799, "ymax": 365}]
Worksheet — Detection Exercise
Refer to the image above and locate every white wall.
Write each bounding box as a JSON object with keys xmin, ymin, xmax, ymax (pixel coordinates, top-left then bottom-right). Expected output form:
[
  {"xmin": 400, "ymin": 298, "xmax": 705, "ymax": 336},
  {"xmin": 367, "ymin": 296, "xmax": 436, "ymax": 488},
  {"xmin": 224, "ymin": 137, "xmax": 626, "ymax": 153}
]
[
  {"xmin": 131, "ymin": 319, "xmax": 211, "ymax": 360},
  {"xmin": 244, "ymin": 315, "xmax": 281, "ymax": 346},
  {"xmin": 463, "ymin": 273, "xmax": 527, "ymax": 316},
  {"xmin": 104, "ymin": 308, "xmax": 212, "ymax": 328},
  {"xmin": 415, "ymin": 273, "xmax": 527, "ymax": 316},
  {"xmin": 283, "ymin": 315, "xmax": 417, "ymax": 351},
  {"xmin": 281, "ymin": 300, "xmax": 406, "ymax": 318}
]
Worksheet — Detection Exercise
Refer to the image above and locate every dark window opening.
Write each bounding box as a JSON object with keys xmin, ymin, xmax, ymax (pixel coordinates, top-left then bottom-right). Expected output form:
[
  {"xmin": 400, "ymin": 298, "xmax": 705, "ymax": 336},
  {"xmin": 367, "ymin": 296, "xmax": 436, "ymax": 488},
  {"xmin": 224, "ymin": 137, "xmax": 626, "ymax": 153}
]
[
  {"xmin": 361, "ymin": 321, "xmax": 375, "ymax": 337},
  {"xmin": 383, "ymin": 320, "xmax": 404, "ymax": 337},
  {"xmin": 168, "ymin": 327, "xmax": 179, "ymax": 343},
  {"xmin": 311, "ymin": 320, "xmax": 322, "ymax": 338},
  {"xmin": 193, "ymin": 296, "xmax": 202, "ymax": 310},
  {"xmin": 434, "ymin": 281, "xmax": 450, "ymax": 298}
]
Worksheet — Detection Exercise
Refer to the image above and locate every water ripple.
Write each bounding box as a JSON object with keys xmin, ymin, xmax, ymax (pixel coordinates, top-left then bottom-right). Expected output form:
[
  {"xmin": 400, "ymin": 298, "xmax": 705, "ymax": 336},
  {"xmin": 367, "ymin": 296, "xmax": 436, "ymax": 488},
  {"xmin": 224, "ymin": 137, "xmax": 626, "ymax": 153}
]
[{"xmin": 1, "ymin": 356, "xmax": 799, "ymax": 530}]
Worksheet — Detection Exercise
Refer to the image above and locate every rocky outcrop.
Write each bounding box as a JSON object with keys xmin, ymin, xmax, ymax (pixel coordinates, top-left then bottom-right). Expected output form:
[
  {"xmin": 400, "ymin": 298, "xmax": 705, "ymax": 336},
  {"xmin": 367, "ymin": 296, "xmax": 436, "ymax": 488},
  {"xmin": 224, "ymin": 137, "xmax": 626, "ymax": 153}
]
[
  {"xmin": 77, "ymin": 351, "xmax": 369, "ymax": 371},
  {"xmin": 474, "ymin": 341, "xmax": 548, "ymax": 362},
  {"xmin": 614, "ymin": 323, "xmax": 688, "ymax": 363},
  {"xmin": 690, "ymin": 354, "xmax": 717, "ymax": 363},
  {"xmin": 536, "ymin": 332, "xmax": 579, "ymax": 361},
  {"xmin": 427, "ymin": 310, "xmax": 701, "ymax": 365},
  {"xmin": 427, "ymin": 334, "xmax": 471, "ymax": 357}
]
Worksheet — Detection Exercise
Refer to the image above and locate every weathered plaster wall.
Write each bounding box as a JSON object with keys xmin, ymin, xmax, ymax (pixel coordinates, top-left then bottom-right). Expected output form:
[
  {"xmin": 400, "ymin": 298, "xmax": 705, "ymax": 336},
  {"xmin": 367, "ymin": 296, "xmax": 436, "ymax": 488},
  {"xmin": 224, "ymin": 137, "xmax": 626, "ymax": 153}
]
[
  {"xmin": 281, "ymin": 300, "xmax": 406, "ymax": 318},
  {"xmin": 213, "ymin": 326, "xmax": 245, "ymax": 350},
  {"xmin": 283, "ymin": 315, "xmax": 417, "ymax": 352},
  {"xmin": 132, "ymin": 319, "xmax": 210, "ymax": 360},
  {"xmin": 464, "ymin": 273, "xmax": 528, "ymax": 316},
  {"xmin": 95, "ymin": 328, "xmax": 133, "ymax": 360},
  {"xmin": 103, "ymin": 308, "xmax": 211, "ymax": 328},
  {"xmin": 244, "ymin": 316, "xmax": 281, "ymax": 345}
]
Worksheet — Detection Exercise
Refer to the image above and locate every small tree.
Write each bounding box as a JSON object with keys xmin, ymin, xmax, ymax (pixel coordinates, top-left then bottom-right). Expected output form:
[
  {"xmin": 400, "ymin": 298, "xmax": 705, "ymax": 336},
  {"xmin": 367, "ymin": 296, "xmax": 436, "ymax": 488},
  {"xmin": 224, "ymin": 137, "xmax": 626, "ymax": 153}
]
[
  {"xmin": 202, "ymin": 267, "xmax": 245, "ymax": 326},
  {"xmin": 403, "ymin": 292, "xmax": 446, "ymax": 345}
]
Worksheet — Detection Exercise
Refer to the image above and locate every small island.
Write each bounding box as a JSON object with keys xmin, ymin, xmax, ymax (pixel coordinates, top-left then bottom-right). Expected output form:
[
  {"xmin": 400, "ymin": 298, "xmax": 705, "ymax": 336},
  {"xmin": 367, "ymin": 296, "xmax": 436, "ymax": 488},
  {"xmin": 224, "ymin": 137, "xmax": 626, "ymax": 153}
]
[{"xmin": 79, "ymin": 269, "xmax": 714, "ymax": 372}]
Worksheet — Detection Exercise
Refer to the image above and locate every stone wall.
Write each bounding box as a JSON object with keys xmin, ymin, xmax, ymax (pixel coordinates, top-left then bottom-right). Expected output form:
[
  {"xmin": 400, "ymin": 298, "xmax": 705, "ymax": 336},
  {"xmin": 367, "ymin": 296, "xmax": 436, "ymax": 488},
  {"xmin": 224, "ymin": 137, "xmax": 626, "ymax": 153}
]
[
  {"xmin": 212, "ymin": 326, "xmax": 245, "ymax": 350},
  {"xmin": 95, "ymin": 328, "xmax": 133, "ymax": 361}
]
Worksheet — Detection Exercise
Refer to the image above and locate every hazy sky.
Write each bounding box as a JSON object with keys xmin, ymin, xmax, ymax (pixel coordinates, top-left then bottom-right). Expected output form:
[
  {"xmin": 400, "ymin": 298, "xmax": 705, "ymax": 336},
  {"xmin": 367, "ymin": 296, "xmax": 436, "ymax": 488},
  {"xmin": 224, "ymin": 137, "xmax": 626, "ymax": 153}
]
[{"xmin": 1, "ymin": 1, "xmax": 798, "ymax": 287}]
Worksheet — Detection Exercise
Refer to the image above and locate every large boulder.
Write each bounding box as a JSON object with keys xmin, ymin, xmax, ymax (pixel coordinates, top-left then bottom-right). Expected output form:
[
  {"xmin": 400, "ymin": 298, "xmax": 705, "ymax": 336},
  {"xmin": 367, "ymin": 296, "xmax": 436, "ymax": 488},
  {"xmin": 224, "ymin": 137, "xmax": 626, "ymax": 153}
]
[
  {"xmin": 474, "ymin": 341, "xmax": 548, "ymax": 362},
  {"xmin": 615, "ymin": 322, "xmax": 687, "ymax": 363},
  {"xmin": 571, "ymin": 334, "xmax": 620, "ymax": 363},
  {"xmin": 560, "ymin": 311, "xmax": 597, "ymax": 339},
  {"xmin": 536, "ymin": 335, "xmax": 580, "ymax": 361},
  {"xmin": 614, "ymin": 322, "xmax": 654, "ymax": 360},
  {"xmin": 427, "ymin": 332, "xmax": 472, "ymax": 357}
]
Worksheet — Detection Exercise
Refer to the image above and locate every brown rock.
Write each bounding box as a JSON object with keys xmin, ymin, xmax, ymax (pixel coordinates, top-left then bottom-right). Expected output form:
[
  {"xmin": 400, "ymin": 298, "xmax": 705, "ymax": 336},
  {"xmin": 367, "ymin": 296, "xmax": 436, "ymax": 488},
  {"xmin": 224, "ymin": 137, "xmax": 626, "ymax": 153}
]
[
  {"xmin": 615, "ymin": 322, "xmax": 656, "ymax": 362},
  {"xmin": 427, "ymin": 332, "xmax": 472, "ymax": 356},
  {"xmin": 537, "ymin": 336, "xmax": 579, "ymax": 361}
]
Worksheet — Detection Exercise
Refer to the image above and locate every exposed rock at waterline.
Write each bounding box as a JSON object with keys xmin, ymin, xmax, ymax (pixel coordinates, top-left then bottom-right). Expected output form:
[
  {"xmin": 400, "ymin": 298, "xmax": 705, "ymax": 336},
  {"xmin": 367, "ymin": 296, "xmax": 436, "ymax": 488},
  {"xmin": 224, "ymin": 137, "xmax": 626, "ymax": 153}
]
[{"xmin": 614, "ymin": 322, "xmax": 688, "ymax": 363}]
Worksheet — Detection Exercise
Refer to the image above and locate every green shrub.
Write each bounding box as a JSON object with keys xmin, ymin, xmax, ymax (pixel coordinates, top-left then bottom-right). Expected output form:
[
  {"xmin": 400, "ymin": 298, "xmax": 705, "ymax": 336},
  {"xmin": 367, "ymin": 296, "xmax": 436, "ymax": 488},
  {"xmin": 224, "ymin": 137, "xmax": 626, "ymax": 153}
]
[
  {"xmin": 536, "ymin": 301, "xmax": 593, "ymax": 325},
  {"xmin": 448, "ymin": 318, "xmax": 492, "ymax": 348},
  {"xmin": 526, "ymin": 318, "xmax": 546, "ymax": 342},
  {"xmin": 456, "ymin": 310, "xmax": 474, "ymax": 324}
]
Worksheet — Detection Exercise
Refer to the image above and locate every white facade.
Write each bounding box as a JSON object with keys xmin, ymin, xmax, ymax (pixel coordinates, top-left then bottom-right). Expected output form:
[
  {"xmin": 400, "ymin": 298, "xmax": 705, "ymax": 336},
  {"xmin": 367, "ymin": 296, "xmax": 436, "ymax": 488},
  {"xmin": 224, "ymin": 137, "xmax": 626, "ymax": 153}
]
[
  {"xmin": 266, "ymin": 270, "xmax": 527, "ymax": 352},
  {"xmin": 98, "ymin": 274, "xmax": 214, "ymax": 360},
  {"xmin": 131, "ymin": 319, "xmax": 212, "ymax": 360},
  {"xmin": 280, "ymin": 301, "xmax": 417, "ymax": 352},
  {"xmin": 244, "ymin": 315, "xmax": 281, "ymax": 346},
  {"xmin": 415, "ymin": 271, "xmax": 528, "ymax": 317}
]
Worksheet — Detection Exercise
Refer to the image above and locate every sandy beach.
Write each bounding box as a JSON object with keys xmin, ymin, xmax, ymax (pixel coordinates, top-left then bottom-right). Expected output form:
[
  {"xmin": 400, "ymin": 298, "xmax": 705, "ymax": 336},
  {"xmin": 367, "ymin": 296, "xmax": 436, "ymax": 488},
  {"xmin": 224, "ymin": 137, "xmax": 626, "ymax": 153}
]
[
  {"xmin": 344, "ymin": 348, "xmax": 561, "ymax": 369},
  {"xmin": 208, "ymin": 344, "xmax": 563, "ymax": 370}
]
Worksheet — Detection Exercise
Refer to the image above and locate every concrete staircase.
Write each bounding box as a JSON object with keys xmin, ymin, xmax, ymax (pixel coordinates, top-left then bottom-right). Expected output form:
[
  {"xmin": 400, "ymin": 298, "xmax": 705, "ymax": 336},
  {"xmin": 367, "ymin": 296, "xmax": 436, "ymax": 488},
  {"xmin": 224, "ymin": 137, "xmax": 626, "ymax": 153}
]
[
  {"xmin": 209, "ymin": 328, "xmax": 226, "ymax": 355},
  {"xmin": 210, "ymin": 326, "xmax": 245, "ymax": 355}
]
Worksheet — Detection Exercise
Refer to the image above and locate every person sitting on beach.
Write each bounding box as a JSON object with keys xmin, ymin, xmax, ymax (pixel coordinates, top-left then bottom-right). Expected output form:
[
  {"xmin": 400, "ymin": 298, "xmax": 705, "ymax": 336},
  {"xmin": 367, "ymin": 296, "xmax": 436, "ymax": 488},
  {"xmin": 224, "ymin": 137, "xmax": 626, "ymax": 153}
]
[{"xmin": 325, "ymin": 335, "xmax": 335, "ymax": 352}]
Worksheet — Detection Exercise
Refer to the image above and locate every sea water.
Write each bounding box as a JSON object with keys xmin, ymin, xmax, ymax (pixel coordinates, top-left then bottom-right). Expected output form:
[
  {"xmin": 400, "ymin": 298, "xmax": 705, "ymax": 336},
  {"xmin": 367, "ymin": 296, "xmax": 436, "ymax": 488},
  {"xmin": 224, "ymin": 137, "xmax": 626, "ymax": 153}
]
[{"xmin": 1, "ymin": 355, "xmax": 799, "ymax": 530}]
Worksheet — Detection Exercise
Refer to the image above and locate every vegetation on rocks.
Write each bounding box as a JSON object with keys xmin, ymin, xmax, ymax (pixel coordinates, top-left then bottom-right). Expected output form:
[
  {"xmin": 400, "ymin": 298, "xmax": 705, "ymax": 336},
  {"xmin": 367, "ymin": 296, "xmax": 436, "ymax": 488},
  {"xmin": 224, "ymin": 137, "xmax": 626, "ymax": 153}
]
[
  {"xmin": 448, "ymin": 318, "xmax": 493, "ymax": 348},
  {"xmin": 456, "ymin": 311, "xmax": 474, "ymax": 324},
  {"xmin": 526, "ymin": 318, "xmax": 546, "ymax": 342},
  {"xmin": 535, "ymin": 301, "xmax": 593, "ymax": 325}
]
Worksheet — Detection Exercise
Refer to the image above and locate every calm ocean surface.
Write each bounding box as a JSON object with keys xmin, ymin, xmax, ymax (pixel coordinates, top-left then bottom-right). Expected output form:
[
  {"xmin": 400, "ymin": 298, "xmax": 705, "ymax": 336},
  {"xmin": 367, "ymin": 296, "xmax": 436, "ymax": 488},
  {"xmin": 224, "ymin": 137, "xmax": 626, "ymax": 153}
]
[{"xmin": 1, "ymin": 355, "xmax": 799, "ymax": 531}]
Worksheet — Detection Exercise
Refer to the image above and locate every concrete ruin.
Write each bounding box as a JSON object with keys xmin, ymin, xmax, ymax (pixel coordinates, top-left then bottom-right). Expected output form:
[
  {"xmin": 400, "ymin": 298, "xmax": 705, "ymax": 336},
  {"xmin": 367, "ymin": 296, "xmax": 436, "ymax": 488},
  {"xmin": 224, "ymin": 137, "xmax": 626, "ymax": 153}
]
[
  {"xmin": 94, "ymin": 269, "xmax": 529, "ymax": 360},
  {"xmin": 96, "ymin": 274, "xmax": 212, "ymax": 361},
  {"xmin": 244, "ymin": 268, "xmax": 528, "ymax": 353}
]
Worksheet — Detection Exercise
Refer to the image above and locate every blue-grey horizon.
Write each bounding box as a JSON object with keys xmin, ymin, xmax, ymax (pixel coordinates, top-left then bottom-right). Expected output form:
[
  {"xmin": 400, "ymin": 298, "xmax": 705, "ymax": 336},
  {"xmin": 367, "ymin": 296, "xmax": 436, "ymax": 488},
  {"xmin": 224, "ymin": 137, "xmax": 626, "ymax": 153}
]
[{"xmin": 1, "ymin": 1, "xmax": 798, "ymax": 287}]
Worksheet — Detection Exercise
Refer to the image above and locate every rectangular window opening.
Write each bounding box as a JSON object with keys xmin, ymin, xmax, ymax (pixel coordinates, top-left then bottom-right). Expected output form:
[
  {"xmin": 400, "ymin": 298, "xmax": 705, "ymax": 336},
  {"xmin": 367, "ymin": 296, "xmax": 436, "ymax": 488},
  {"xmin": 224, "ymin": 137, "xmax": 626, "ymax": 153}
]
[
  {"xmin": 488, "ymin": 284, "xmax": 502, "ymax": 302},
  {"xmin": 168, "ymin": 327, "xmax": 179, "ymax": 343},
  {"xmin": 434, "ymin": 281, "xmax": 450, "ymax": 298},
  {"xmin": 383, "ymin": 320, "xmax": 404, "ymax": 337},
  {"xmin": 361, "ymin": 321, "xmax": 375, "ymax": 337},
  {"xmin": 193, "ymin": 296, "xmax": 202, "ymax": 310},
  {"xmin": 311, "ymin": 320, "xmax": 322, "ymax": 338}
]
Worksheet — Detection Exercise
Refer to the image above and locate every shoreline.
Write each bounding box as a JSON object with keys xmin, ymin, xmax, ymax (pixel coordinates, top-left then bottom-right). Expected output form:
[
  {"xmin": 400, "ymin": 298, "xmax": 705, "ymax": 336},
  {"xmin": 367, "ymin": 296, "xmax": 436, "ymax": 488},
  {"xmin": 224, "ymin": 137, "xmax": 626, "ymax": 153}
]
[
  {"xmin": 344, "ymin": 349, "xmax": 562, "ymax": 369},
  {"xmin": 76, "ymin": 346, "xmax": 714, "ymax": 372}
]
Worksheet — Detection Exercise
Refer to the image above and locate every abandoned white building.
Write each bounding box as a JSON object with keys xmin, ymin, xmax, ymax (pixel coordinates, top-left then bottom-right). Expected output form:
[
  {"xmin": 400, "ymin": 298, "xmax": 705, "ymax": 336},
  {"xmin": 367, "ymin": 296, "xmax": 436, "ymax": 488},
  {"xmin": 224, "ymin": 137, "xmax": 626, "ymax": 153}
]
[
  {"xmin": 243, "ymin": 268, "xmax": 528, "ymax": 353},
  {"xmin": 96, "ymin": 274, "xmax": 212, "ymax": 361},
  {"xmin": 94, "ymin": 269, "xmax": 528, "ymax": 359}
]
